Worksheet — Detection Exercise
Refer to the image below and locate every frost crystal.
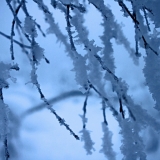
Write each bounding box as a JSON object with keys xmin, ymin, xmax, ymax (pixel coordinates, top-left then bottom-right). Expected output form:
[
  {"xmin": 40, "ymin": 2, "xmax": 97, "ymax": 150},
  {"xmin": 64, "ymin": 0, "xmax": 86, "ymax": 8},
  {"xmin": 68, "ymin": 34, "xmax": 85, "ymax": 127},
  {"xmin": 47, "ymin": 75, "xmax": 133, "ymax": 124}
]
[
  {"xmin": 24, "ymin": 16, "xmax": 37, "ymax": 37},
  {"xmin": 1, "ymin": 0, "xmax": 160, "ymax": 159},
  {"xmin": 32, "ymin": 42, "xmax": 44, "ymax": 62},
  {"xmin": 100, "ymin": 123, "xmax": 116, "ymax": 160},
  {"xmin": 0, "ymin": 62, "xmax": 12, "ymax": 88},
  {"xmin": 80, "ymin": 129, "xmax": 95, "ymax": 155}
]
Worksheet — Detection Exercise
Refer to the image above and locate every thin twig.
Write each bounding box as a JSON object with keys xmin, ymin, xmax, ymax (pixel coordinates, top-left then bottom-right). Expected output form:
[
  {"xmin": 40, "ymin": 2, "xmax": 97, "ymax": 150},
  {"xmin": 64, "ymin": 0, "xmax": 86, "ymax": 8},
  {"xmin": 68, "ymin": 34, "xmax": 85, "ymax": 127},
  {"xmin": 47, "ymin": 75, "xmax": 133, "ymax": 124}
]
[
  {"xmin": 66, "ymin": 4, "xmax": 77, "ymax": 51},
  {"xmin": 10, "ymin": 0, "xmax": 24, "ymax": 60},
  {"xmin": 26, "ymin": 35, "xmax": 80, "ymax": 140},
  {"xmin": 94, "ymin": 54, "xmax": 119, "ymax": 82},
  {"xmin": 94, "ymin": 55, "xmax": 136, "ymax": 120},
  {"xmin": 0, "ymin": 89, "xmax": 10, "ymax": 160},
  {"xmin": 118, "ymin": 0, "xmax": 139, "ymax": 24},
  {"xmin": 88, "ymin": 81, "xmax": 118, "ymax": 116},
  {"xmin": 21, "ymin": 90, "xmax": 84, "ymax": 118},
  {"xmin": 102, "ymin": 99, "xmax": 108, "ymax": 126},
  {"xmin": 116, "ymin": 0, "xmax": 158, "ymax": 55},
  {"xmin": 82, "ymin": 88, "xmax": 90, "ymax": 129},
  {"xmin": 119, "ymin": 98, "xmax": 125, "ymax": 119},
  {"xmin": 88, "ymin": 1, "xmax": 108, "ymax": 20},
  {"xmin": 143, "ymin": 7, "xmax": 151, "ymax": 32},
  {"xmin": 0, "ymin": 31, "xmax": 31, "ymax": 49}
]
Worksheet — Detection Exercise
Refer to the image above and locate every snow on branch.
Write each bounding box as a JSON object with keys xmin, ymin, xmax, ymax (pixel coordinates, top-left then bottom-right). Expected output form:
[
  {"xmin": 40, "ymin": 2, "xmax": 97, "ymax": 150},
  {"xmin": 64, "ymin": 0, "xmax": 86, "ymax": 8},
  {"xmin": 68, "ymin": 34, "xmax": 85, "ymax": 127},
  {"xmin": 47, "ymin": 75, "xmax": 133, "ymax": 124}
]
[
  {"xmin": 100, "ymin": 122, "xmax": 116, "ymax": 160},
  {"xmin": 88, "ymin": 0, "xmax": 108, "ymax": 20},
  {"xmin": 80, "ymin": 128, "xmax": 95, "ymax": 155},
  {"xmin": 29, "ymin": 44, "xmax": 80, "ymax": 140},
  {"xmin": 88, "ymin": 81, "xmax": 119, "ymax": 117},
  {"xmin": 0, "ymin": 89, "xmax": 10, "ymax": 160},
  {"xmin": 1, "ymin": 0, "xmax": 160, "ymax": 159},
  {"xmin": 119, "ymin": 118, "xmax": 147, "ymax": 160},
  {"xmin": 29, "ymin": 57, "xmax": 80, "ymax": 140},
  {"xmin": 116, "ymin": 0, "xmax": 159, "ymax": 56},
  {"xmin": 0, "ymin": 61, "xmax": 19, "ymax": 160},
  {"xmin": 6, "ymin": 0, "xmax": 23, "ymax": 60}
]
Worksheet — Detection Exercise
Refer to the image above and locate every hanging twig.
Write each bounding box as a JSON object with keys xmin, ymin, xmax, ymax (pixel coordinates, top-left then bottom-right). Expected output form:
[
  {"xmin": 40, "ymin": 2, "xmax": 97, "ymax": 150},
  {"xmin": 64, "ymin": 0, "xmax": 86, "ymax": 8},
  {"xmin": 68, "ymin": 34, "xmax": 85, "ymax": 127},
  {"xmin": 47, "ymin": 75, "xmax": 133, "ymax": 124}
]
[
  {"xmin": 82, "ymin": 87, "xmax": 90, "ymax": 129},
  {"xmin": 8, "ymin": 0, "xmax": 24, "ymax": 60},
  {"xmin": 29, "ymin": 35, "xmax": 80, "ymax": 139},
  {"xmin": 102, "ymin": 99, "xmax": 108, "ymax": 126},
  {"xmin": 88, "ymin": 80, "xmax": 118, "ymax": 117},
  {"xmin": 119, "ymin": 98, "xmax": 125, "ymax": 119},
  {"xmin": 66, "ymin": 4, "xmax": 77, "ymax": 51},
  {"xmin": 94, "ymin": 55, "xmax": 136, "ymax": 120},
  {"xmin": 88, "ymin": 0, "xmax": 108, "ymax": 20},
  {"xmin": 0, "ymin": 89, "xmax": 10, "ymax": 160},
  {"xmin": 116, "ymin": 0, "xmax": 158, "ymax": 55},
  {"xmin": 142, "ymin": 7, "xmax": 151, "ymax": 32}
]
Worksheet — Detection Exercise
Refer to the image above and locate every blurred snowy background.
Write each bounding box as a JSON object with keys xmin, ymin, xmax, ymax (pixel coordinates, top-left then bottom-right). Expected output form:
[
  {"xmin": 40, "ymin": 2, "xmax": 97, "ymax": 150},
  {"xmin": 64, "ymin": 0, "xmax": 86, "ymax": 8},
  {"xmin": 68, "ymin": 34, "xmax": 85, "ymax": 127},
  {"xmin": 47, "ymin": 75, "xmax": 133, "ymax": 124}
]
[{"xmin": 0, "ymin": 0, "xmax": 159, "ymax": 160}]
